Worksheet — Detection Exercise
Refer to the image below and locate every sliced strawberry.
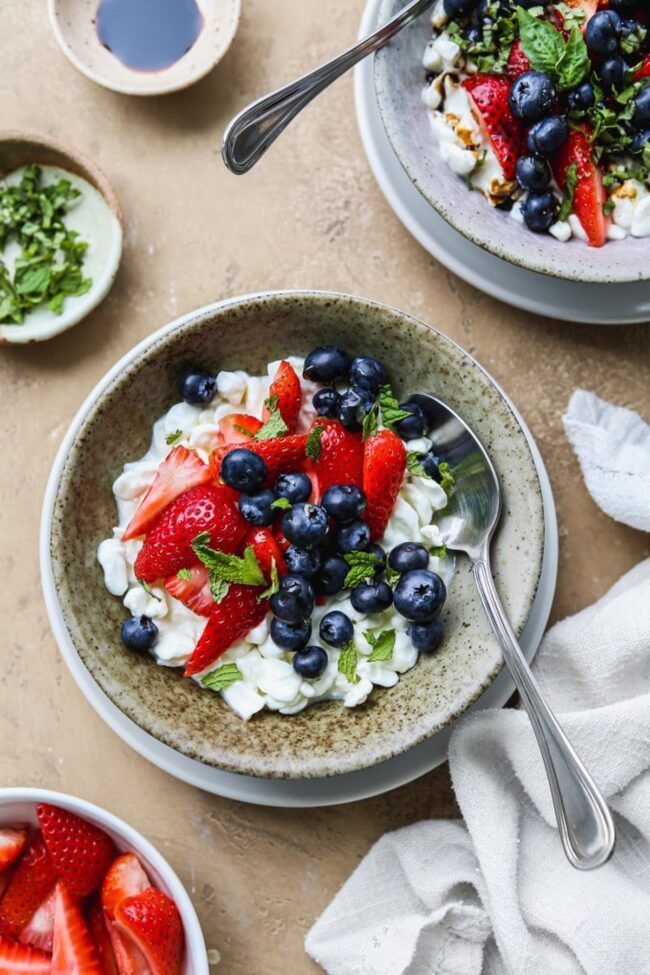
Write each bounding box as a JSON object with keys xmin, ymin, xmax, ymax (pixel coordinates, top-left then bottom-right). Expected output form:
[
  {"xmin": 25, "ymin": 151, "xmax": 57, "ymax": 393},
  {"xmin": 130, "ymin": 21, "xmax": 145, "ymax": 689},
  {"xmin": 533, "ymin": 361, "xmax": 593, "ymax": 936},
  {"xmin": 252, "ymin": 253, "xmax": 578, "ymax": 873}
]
[
  {"xmin": 209, "ymin": 435, "xmax": 308, "ymax": 487},
  {"xmin": 552, "ymin": 126, "xmax": 607, "ymax": 247},
  {"xmin": 273, "ymin": 526, "xmax": 291, "ymax": 554},
  {"xmin": 0, "ymin": 833, "xmax": 55, "ymax": 938},
  {"xmin": 87, "ymin": 898, "xmax": 119, "ymax": 975},
  {"xmin": 36, "ymin": 805, "xmax": 116, "ymax": 901},
  {"xmin": 0, "ymin": 935, "xmax": 51, "ymax": 973},
  {"xmin": 122, "ymin": 447, "xmax": 212, "ymax": 542},
  {"xmin": 246, "ymin": 527, "xmax": 288, "ymax": 579},
  {"xmin": 304, "ymin": 419, "xmax": 363, "ymax": 501},
  {"xmin": 263, "ymin": 361, "xmax": 302, "ymax": 433},
  {"xmin": 184, "ymin": 585, "xmax": 268, "ymax": 676},
  {"xmin": 505, "ymin": 39, "xmax": 530, "ymax": 80},
  {"xmin": 363, "ymin": 429, "xmax": 407, "ymax": 542},
  {"xmin": 19, "ymin": 889, "xmax": 55, "ymax": 953},
  {"xmin": 219, "ymin": 414, "xmax": 263, "ymax": 444},
  {"xmin": 134, "ymin": 485, "xmax": 248, "ymax": 584},
  {"xmin": 635, "ymin": 54, "xmax": 650, "ymax": 81},
  {"xmin": 101, "ymin": 855, "xmax": 152, "ymax": 975},
  {"xmin": 114, "ymin": 889, "xmax": 183, "ymax": 975},
  {"xmin": 164, "ymin": 566, "xmax": 214, "ymax": 617},
  {"xmin": 462, "ymin": 74, "xmax": 522, "ymax": 181},
  {"xmin": 0, "ymin": 827, "xmax": 29, "ymax": 875},
  {"xmin": 51, "ymin": 883, "xmax": 102, "ymax": 975}
]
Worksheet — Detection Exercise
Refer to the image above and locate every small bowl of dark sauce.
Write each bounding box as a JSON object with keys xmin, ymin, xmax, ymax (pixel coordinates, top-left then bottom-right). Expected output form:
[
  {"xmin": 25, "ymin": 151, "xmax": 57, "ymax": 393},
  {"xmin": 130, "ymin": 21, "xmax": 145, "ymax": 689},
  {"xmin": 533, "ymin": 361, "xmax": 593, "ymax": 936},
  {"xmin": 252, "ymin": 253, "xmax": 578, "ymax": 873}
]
[{"xmin": 48, "ymin": 0, "xmax": 240, "ymax": 95}]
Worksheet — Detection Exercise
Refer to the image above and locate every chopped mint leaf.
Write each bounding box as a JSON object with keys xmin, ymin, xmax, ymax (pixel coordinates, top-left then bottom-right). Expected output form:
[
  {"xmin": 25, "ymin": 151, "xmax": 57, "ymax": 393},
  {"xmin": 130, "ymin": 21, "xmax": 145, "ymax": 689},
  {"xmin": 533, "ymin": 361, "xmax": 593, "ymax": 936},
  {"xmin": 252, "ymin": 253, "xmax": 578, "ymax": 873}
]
[
  {"xmin": 140, "ymin": 580, "xmax": 161, "ymax": 601},
  {"xmin": 176, "ymin": 569, "xmax": 192, "ymax": 582},
  {"xmin": 210, "ymin": 577, "xmax": 230, "ymax": 604},
  {"xmin": 439, "ymin": 462, "xmax": 455, "ymax": 498},
  {"xmin": 165, "ymin": 429, "xmax": 183, "ymax": 446},
  {"xmin": 377, "ymin": 385, "xmax": 412, "ymax": 428},
  {"xmin": 362, "ymin": 402, "xmax": 380, "ymax": 441},
  {"xmin": 430, "ymin": 544, "xmax": 447, "ymax": 559},
  {"xmin": 202, "ymin": 663, "xmax": 242, "ymax": 692},
  {"xmin": 558, "ymin": 162, "xmax": 578, "ymax": 222},
  {"xmin": 343, "ymin": 550, "xmax": 384, "ymax": 589},
  {"xmin": 366, "ymin": 629, "xmax": 395, "ymax": 663},
  {"xmin": 305, "ymin": 425, "xmax": 323, "ymax": 461},
  {"xmin": 385, "ymin": 564, "xmax": 401, "ymax": 586},
  {"xmin": 338, "ymin": 642, "xmax": 360, "ymax": 684},
  {"xmin": 271, "ymin": 497, "xmax": 292, "ymax": 510},
  {"xmin": 192, "ymin": 539, "xmax": 266, "ymax": 587},
  {"xmin": 406, "ymin": 451, "xmax": 430, "ymax": 478},
  {"xmin": 255, "ymin": 405, "xmax": 288, "ymax": 441},
  {"xmin": 621, "ymin": 23, "xmax": 646, "ymax": 56},
  {"xmin": 603, "ymin": 197, "xmax": 616, "ymax": 216},
  {"xmin": 260, "ymin": 559, "xmax": 281, "ymax": 600}
]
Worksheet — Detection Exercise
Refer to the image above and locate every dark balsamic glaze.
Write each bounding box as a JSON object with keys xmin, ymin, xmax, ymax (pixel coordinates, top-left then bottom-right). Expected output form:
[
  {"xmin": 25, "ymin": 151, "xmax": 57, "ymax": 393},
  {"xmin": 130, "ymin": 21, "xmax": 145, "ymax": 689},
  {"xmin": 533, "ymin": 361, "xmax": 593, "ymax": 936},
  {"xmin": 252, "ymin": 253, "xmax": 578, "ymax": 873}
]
[{"xmin": 96, "ymin": 0, "xmax": 204, "ymax": 73}]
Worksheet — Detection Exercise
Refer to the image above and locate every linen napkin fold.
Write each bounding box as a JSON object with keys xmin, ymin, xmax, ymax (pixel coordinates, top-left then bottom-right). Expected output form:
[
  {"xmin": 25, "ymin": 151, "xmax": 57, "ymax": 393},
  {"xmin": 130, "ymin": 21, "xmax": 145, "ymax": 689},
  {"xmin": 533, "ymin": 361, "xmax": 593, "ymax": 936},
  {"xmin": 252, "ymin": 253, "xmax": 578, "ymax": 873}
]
[{"xmin": 306, "ymin": 392, "xmax": 650, "ymax": 975}]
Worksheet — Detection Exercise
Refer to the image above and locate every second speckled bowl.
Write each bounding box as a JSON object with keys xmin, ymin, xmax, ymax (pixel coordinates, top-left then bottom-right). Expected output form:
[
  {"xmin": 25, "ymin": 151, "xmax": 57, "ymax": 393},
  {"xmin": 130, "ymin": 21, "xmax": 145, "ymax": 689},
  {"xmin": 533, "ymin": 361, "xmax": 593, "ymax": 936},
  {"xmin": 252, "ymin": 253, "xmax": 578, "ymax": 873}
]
[{"xmin": 43, "ymin": 291, "xmax": 545, "ymax": 779}]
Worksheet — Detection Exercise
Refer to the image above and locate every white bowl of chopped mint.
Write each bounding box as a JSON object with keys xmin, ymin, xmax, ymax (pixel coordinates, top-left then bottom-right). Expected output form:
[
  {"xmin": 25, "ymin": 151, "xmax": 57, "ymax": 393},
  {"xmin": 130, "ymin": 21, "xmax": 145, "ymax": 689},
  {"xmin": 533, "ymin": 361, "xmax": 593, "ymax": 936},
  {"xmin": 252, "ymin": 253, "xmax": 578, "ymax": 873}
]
[{"xmin": 0, "ymin": 132, "xmax": 123, "ymax": 343}]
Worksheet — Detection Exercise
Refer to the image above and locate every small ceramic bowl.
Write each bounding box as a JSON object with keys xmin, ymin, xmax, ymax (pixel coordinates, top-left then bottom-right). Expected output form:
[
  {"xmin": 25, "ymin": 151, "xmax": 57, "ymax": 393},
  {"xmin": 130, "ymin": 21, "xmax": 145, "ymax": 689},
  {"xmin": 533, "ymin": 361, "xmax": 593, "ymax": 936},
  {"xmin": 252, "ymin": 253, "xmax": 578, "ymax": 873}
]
[
  {"xmin": 48, "ymin": 0, "xmax": 241, "ymax": 96},
  {"xmin": 374, "ymin": 0, "xmax": 649, "ymax": 284},
  {"xmin": 42, "ymin": 290, "xmax": 545, "ymax": 779},
  {"xmin": 0, "ymin": 787, "xmax": 208, "ymax": 973},
  {"xmin": 0, "ymin": 131, "xmax": 122, "ymax": 344}
]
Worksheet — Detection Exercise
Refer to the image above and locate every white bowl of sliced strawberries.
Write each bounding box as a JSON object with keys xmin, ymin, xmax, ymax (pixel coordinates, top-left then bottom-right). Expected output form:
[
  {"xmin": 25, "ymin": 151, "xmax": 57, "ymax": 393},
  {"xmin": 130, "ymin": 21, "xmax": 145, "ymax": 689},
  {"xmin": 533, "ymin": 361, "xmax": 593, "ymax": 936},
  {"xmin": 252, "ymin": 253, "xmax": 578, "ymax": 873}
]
[{"xmin": 0, "ymin": 789, "xmax": 207, "ymax": 975}]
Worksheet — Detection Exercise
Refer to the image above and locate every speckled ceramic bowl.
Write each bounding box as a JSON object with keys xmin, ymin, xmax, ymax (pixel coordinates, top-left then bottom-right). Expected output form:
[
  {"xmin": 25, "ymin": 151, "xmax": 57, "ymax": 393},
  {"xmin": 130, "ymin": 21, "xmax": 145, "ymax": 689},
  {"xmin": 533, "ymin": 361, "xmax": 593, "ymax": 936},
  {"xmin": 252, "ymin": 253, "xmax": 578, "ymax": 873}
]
[
  {"xmin": 374, "ymin": 0, "xmax": 649, "ymax": 284},
  {"xmin": 42, "ymin": 290, "xmax": 545, "ymax": 779},
  {"xmin": 48, "ymin": 0, "xmax": 240, "ymax": 96}
]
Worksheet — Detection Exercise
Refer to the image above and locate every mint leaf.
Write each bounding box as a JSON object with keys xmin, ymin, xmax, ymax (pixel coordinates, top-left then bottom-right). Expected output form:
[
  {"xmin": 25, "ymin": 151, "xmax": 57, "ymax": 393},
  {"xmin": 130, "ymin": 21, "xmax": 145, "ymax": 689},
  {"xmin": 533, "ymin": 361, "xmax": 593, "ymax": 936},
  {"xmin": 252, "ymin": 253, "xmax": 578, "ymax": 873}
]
[
  {"xmin": 430, "ymin": 544, "xmax": 447, "ymax": 559},
  {"xmin": 377, "ymin": 385, "xmax": 412, "ymax": 428},
  {"xmin": 517, "ymin": 7, "xmax": 565, "ymax": 77},
  {"xmin": 260, "ymin": 559, "xmax": 281, "ymax": 600},
  {"xmin": 406, "ymin": 451, "xmax": 429, "ymax": 478},
  {"xmin": 176, "ymin": 569, "xmax": 192, "ymax": 581},
  {"xmin": 366, "ymin": 629, "xmax": 395, "ymax": 663},
  {"xmin": 343, "ymin": 550, "xmax": 384, "ymax": 588},
  {"xmin": 234, "ymin": 423, "xmax": 255, "ymax": 438},
  {"xmin": 140, "ymin": 580, "xmax": 162, "ymax": 601},
  {"xmin": 338, "ymin": 642, "xmax": 360, "ymax": 684},
  {"xmin": 165, "ymin": 429, "xmax": 183, "ymax": 446},
  {"xmin": 439, "ymin": 462, "xmax": 455, "ymax": 498},
  {"xmin": 305, "ymin": 425, "xmax": 323, "ymax": 461},
  {"xmin": 192, "ymin": 539, "xmax": 266, "ymax": 587},
  {"xmin": 210, "ymin": 578, "xmax": 230, "ymax": 604},
  {"xmin": 385, "ymin": 564, "xmax": 401, "ymax": 586},
  {"xmin": 255, "ymin": 406, "xmax": 288, "ymax": 441},
  {"xmin": 271, "ymin": 497, "xmax": 292, "ymax": 510},
  {"xmin": 362, "ymin": 402, "xmax": 380, "ymax": 441},
  {"xmin": 558, "ymin": 162, "xmax": 578, "ymax": 221},
  {"xmin": 557, "ymin": 26, "xmax": 590, "ymax": 91},
  {"xmin": 202, "ymin": 663, "xmax": 243, "ymax": 692}
]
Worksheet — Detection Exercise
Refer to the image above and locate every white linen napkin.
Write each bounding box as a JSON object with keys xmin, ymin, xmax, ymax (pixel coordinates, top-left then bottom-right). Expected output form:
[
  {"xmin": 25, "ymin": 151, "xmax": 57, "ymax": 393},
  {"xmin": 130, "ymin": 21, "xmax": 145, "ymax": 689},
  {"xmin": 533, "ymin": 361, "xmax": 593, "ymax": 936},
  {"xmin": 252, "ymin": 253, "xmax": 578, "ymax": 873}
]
[{"xmin": 306, "ymin": 392, "xmax": 650, "ymax": 975}]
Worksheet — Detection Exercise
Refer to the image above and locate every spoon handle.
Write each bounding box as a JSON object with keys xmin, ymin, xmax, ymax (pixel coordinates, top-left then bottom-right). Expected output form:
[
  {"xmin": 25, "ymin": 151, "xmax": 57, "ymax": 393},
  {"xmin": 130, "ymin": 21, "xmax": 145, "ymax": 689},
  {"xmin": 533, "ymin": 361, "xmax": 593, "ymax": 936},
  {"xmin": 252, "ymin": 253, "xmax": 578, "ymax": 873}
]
[
  {"xmin": 472, "ymin": 555, "xmax": 615, "ymax": 870},
  {"xmin": 221, "ymin": 0, "xmax": 433, "ymax": 174}
]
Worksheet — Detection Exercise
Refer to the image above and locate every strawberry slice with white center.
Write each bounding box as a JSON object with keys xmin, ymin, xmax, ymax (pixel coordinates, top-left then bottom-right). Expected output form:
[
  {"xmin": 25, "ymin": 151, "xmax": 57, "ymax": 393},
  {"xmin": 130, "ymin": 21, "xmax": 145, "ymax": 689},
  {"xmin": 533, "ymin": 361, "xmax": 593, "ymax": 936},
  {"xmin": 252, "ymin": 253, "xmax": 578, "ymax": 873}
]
[
  {"xmin": 87, "ymin": 898, "xmax": 120, "ymax": 975},
  {"xmin": 114, "ymin": 889, "xmax": 183, "ymax": 975},
  {"xmin": 219, "ymin": 414, "xmax": 263, "ymax": 444},
  {"xmin": 0, "ymin": 827, "xmax": 28, "ymax": 874},
  {"xmin": 363, "ymin": 429, "xmax": 407, "ymax": 542},
  {"xmin": 552, "ymin": 126, "xmax": 608, "ymax": 247},
  {"xmin": 122, "ymin": 446, "xmax": 212, "ymax": 541},
  {"xmin": 51, "ymin": 883, "xmax": 103, "ymax": 975},
  {"xmin": 36, "ymin": 804, "xmax": 116, "ymax": 900},
  {"xmin": 262, "ymin": 361, "xmax": 302, "ymax": 433},
  {"xmin": 462, "ymin": 74, "xmax": 522, "ymax": 182},
  {"xmin": 164, "ymin": 566, "xmax": 214, "ymax": 617},
  {"xmin": 0, "ymin": 832, "xmax": 55, "ymax": 938},
  {"xmin": 184, "ymin": 585, "xmax": 269, "ymax": 677},
  {"xmin": 19, "ymin": 888, "xmax": 55, "ymax": 953},
  {"xmin": 0, "ymin": 935, "xmax": 51, "ymax": 974},
  {"xmin": 102, "ymin": 855, "xmax": 152, "ymax": 975},
  {"xmin": 304, "ymin": 419, "xmax": 363, "ymax": 501}
]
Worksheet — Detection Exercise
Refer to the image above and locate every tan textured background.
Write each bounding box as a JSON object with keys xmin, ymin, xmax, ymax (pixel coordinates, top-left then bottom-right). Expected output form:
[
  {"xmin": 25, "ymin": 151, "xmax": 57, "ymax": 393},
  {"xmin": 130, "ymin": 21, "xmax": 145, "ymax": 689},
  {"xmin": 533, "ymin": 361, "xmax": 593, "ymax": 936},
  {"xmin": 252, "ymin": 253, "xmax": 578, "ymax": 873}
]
[{"xmin": 1, "ymin": 2, "xmax": 649, "ymax": 971}]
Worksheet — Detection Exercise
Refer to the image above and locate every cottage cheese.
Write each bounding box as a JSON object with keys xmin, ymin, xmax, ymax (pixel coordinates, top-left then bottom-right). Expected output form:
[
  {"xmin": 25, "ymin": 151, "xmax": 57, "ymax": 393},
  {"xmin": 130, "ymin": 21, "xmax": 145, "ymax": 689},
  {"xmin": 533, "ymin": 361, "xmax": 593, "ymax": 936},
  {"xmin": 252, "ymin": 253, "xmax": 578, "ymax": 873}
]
[{"xmin": 98, "ymin": 359, "xmax": 454, "ymax": 720}]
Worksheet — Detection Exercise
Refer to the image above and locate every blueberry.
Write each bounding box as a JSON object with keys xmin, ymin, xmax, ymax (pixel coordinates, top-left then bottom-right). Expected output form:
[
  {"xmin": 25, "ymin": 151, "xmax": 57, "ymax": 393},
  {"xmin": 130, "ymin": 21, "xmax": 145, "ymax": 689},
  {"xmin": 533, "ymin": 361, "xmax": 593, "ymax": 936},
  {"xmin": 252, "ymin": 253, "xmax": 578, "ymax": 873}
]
[
  {"xmin": 585, "ymin": 10, "xmax": 621, "ymax": 56},
  {"xmin": 303, "ymin": 346, "xmax": 351, "ymax": 383},
  {"xmin": 284, "ymin": 546, "xmax": 321, "ymax": 577},
  {"xmin": 633, "ymin": 87, "xmax": 650, "ymax": 127},
  {"xmin": 388, "ymin": 542, "xmax": 429, "ymax": 574},
  {"xmin": 527, "ymin": 116, "xmax": 568, "ymax": 156},
  {"xmin": 349, "ymin": 356, "xmax": 388, "ymax": 394},
  {"xmin": 409, "ymin": 618, "xmax": 445, "ymax": 653},
  {"xmin": 516, "ymin": 154, "xmax": 551, "ymax": 192},
  {"xmin": 121, "ymin": 615, "xmax": 159, "ymax": 652},
  {"xmin": 443, "ymin": 0, "xmax": 477, "ymax": 14},
  {"xmin": 282, "ymin": 503, "xmax": 329, "ymax": 548},
  {"xmin": 521, "ymin": 191, "xmax": 558, "ymax": 233},
  {"xmin": 313, "ymin": 555, "xmax": 349, "ymax": 595},
  {"xmin": 270, "ymin": 618, "xmax": 312, "ymax": 651},
  {"xmin": 319, "ymin": 611, "xmax": 354, "ymax": 648},
  {"xmin": 221, "ymin": 448, "xmax": 267, "ymax": 493},
  {"xmin": 393, "ymin": 402, "xmax": 427, "ymax": 441},
  {"xmin": 567, "ymin": 81, "xmax": 595, "ymax": 113},
  {"xmin": 421, "ymin": 451, "xmax": 442, "ymax": 480},
  {"xmin": 280, "ymin": 574, "xmax": 315, "ymax": 616},
  {"xmin": 336, "ymin": 519, "xmax": 371, "ymax": 553},
  {"xmin": 509, "ymin": 72, "xmax": 556, "ymax": 123},
  {"xmin": 631, "ymin": 128, "xmax": 650, "ymax": 153},
  {"xmin": 350, "ymin": 581, "xmax": 394, "ymax": 614},
  {"xmin": 180, "ymin": 370, "xmax": 217, "ymax": 405},
  {"xmin": 293, "ymin": 645, "xmax": 328, "ymax": 679},
  {"xmin": 394, "ymin": 570, "xmax": 447, "ymax": 622},
  {"xmin": 238, "ymin": 489, "xmax": 276, "ymax": 526},
  {"xmin": 600, "ymin": 56, "xmax": 628, "ymax": 92},
  {"xmin": 313, "ymin": 388, "xmax": 341, "ymax": 418},
  {"xmin": 322, "ymin": 484, "xmax": 366, "ymax": 523},
  {"xmin": 338, "ymin": 387, "xmax": 375, "ymax": 431},
  {"xmin": 609, "ymin": 0, "xmax": 639, "ymax": 9},
  {"xmin": 274, "ymin": 471, "xmax": 312, "ymax": 503},
  {"xmin": 270, "ymin": 590, "xmax": 309, "ymax": 624}
]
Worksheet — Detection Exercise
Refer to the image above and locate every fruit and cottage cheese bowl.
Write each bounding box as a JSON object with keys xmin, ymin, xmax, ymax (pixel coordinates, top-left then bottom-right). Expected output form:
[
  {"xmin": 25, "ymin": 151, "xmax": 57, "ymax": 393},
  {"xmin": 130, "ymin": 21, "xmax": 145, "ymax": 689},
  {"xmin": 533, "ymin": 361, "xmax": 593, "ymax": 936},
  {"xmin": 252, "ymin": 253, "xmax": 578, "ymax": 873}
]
[
  {"xmin": 44, "ymin": 291, "xmax": 545, "ymax": 778},
  {"xmin": 97, "ymin": 349, "xmax": 457, "ymax": 721}
]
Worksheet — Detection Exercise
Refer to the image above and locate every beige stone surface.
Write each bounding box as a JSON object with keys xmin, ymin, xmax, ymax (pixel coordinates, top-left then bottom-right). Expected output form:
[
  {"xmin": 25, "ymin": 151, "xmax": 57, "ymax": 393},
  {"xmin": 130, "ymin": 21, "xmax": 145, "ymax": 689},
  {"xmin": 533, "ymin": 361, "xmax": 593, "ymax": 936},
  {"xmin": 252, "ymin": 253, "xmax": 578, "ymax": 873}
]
[{"xmin": 0, "ymin": 2, "xmax": 648, "ymax": 971}]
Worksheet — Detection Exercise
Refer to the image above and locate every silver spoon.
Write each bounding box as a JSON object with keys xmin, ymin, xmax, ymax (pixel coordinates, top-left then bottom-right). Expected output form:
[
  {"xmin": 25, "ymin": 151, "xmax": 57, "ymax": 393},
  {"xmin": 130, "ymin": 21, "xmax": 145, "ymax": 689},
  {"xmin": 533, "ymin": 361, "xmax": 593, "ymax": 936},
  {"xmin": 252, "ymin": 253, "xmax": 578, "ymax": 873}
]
[
  {"xmin": 222, "ymin": 0, "xmax": 433, "ymax": 174},
  {"xmin": 412, "ymin": 393, "xmax": 616, "ymax": 870}
]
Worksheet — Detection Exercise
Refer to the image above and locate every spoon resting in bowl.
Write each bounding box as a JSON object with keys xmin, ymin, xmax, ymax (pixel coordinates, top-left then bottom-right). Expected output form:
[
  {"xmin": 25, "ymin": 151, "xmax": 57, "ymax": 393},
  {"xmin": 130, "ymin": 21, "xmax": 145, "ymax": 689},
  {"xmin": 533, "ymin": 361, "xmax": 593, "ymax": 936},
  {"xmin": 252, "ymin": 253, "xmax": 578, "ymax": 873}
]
[{"xmin": 412, "ymin": 393, "xmax": 616, "ymax": 871}]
